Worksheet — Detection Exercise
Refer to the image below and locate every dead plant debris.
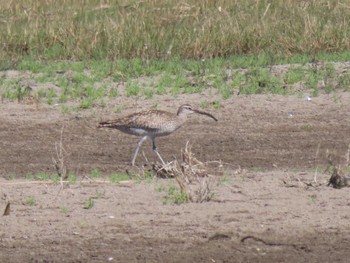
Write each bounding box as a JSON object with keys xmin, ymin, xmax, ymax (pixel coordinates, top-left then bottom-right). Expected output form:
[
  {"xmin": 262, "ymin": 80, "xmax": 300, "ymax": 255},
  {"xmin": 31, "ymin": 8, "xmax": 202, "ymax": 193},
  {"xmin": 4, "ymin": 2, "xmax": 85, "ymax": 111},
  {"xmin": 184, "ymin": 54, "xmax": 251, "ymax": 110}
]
[
  {"xmin": 153, "ymin": 142, "xmax": 220, "ymax": 203},
  {"xmin": 328, "ymin": 167, "xmax": 349, "ymax": 189},
  {"xmin": 325, "ymin": 149, "xmax": 350, "ymax": 189}
]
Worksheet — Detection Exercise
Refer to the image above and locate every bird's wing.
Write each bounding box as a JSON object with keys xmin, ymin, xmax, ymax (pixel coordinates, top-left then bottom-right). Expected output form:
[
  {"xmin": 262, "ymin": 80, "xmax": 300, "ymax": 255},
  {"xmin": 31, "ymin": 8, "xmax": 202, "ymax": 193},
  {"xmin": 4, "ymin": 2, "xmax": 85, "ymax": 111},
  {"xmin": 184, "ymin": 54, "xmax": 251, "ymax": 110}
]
[
  {"xmin": 98, "ymin": 110, "xmax": 173, "ymax": 130},
  {"xmin": 123, "ymin": 110, "xmax": 173, "ymax": 129}
]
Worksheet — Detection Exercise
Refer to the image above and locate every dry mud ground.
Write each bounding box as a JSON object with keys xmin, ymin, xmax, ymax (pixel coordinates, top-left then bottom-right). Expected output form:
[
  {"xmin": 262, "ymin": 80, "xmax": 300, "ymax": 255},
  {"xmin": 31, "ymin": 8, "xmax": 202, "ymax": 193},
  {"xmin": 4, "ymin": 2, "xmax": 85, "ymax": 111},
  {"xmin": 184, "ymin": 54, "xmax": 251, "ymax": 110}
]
[{"xmin": 0, "ymin": 91, "xmax": 350, "ymax": 262}]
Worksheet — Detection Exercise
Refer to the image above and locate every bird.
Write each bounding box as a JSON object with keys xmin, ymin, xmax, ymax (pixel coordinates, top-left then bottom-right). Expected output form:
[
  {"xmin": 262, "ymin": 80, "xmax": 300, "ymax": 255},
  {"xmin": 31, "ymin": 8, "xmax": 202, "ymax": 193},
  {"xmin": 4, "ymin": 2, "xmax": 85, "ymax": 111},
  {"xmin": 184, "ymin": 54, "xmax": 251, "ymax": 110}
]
[{"xmin": 98, "ymin": 104, "xmax": 218, "ymax": 166}]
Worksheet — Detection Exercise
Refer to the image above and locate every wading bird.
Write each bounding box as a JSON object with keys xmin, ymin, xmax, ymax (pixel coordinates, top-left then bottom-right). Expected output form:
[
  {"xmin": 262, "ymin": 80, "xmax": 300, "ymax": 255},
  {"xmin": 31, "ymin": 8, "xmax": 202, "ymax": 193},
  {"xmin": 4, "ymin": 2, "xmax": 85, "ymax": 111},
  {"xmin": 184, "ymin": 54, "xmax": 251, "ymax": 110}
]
[{"xmin": 98, "ymin": 104, "xmax": 218, "ymax": 166}]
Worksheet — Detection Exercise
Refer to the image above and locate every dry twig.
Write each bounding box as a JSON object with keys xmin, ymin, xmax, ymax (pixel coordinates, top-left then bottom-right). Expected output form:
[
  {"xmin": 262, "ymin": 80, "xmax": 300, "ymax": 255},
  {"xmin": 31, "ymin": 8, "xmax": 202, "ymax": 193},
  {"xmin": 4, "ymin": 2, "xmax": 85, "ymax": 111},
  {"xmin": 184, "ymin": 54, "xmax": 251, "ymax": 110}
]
[{"xmin": 52, "ymin": 126, "xmax": 69, "ymax": 189}]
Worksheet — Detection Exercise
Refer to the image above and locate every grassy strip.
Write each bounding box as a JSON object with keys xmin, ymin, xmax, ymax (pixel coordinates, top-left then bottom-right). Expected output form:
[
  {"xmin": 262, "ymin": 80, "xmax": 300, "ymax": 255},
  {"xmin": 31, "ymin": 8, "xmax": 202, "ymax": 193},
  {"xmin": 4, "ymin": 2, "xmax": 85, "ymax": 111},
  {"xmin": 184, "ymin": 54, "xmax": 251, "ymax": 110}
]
[
  {"xmin": 1, "ymin": 0, "xmax": 350, "ymax": 61},
  {"xmin": 1, "ymin": 53, "xmax": 350, "ymax": 108}
]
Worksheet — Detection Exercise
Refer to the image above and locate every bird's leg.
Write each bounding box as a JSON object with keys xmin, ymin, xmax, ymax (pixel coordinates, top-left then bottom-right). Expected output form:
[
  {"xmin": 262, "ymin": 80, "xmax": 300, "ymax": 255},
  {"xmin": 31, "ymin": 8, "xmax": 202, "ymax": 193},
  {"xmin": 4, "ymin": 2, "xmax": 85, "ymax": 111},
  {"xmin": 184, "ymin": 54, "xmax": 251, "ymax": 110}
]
[
  {"xmin": 152, "ymin": 138, "xmax": 166, "ymax": 165},
  {"xmin": 131, "ymin": 135, "xmax": 148, "ymax": 166}
]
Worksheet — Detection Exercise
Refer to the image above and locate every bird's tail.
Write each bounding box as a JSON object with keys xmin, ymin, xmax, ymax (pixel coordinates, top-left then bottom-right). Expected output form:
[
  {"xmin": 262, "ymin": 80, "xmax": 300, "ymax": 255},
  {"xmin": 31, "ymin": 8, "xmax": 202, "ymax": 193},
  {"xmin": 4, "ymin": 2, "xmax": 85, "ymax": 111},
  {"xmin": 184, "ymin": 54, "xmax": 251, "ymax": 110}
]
[{"xmin": 97, "ymin": 121, "xmax": 116, "ymax": 128}]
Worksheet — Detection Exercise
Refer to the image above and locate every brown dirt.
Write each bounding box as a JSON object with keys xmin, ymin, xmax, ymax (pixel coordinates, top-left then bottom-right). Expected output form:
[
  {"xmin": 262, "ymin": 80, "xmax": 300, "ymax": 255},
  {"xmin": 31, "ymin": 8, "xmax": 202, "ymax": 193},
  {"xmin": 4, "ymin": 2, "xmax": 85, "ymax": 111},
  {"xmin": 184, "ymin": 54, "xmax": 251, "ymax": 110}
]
[{"xmin": 1, "ymin": 90, "xmax": 350, "ymax": 262}]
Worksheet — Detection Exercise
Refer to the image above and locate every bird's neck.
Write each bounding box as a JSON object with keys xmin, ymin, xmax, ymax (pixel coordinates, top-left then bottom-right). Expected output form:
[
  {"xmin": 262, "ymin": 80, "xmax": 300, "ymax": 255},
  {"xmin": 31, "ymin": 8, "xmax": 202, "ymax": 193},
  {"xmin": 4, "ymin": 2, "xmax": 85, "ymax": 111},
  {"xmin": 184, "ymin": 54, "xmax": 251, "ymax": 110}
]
[{"xmin": 177, "ymin": 112, "xmax": 188, "ymax": 123}]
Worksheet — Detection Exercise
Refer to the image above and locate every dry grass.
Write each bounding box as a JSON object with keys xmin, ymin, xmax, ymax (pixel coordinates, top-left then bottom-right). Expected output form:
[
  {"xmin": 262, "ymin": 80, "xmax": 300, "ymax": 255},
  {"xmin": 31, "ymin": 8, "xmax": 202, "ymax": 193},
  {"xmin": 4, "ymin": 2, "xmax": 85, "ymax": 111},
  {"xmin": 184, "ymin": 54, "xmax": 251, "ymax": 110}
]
[
  {"xmin": 153, "ymin": 142, "xmax": 219, "ymax": 203},
  {"xmin": 1, "ymin": 0, "xmax": 350, "ymax": 60}
]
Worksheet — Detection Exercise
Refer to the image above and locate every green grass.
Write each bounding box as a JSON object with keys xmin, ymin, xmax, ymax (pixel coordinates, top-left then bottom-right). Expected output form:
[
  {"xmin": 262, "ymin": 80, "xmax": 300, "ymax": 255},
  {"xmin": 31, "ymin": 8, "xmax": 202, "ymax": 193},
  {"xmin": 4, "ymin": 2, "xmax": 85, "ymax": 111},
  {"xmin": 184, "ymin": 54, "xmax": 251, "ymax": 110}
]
[
  {"xmin": 155, "ymin": 184, "xmax": 166, "ymax": 193},
  {"xmin": 109, "ymin": 173, "xmax": 130, "ymax": 183},
  {"xmin": 90, "ymin": 168, "xmax": 102, "ymax": 179},
  {"xmin": 240, "ymin": 68, "xmax": 285, "ymax": 95},
  {"xmin": 25, "ymin": 196, "xmax": 36, "ymax": 206},
  {"xmin": 7, "ymin": 173, "xmax": 17, "ymax": 180},
  {"xmin": 83, "ymin": 197, "xmax": 94, "ymax": 209},
  {"xmin": 0, "ymin": 0, "xmax": 349, "ymax": 111},
  {"xmin": 344, "ymin": 165, "xmax": 350, "ymax": 174},
  {"xmin": 67, "ymin": 174, "xmax": 78, "ymax": 184},
  {"xmin": 95, "ymin": 191, "xmax": 105, "ymax": 198},
  {"xmin": 1, "ymin": 80, "xmax": 31, "ymax": 102},
  {"xmin": 163, "ymin": 185, "xmax": 188, "ymax": 205},
  {"xmin": 212, "ymin": 101, "xmax": 222, "ymax": 109},
  {"xmin": 220, "ymin": 174, "xmax": 235, "ymax": 186},
  {"xmin": 1, "ymin": 55, "xmax": 349, "ymax": 108},
  {"xmin": 83, "ymin": 191, "xmax": 106, "ymax": 209},
  {"xmin": 199, "ymin": 100, "xmax": 210, "ymax": 109},
  {"xmin": 338, "ymin": 74, "xmax": 350, "ymax": 91},
  {"xmin": 60, "ymin": 105, "xmax": 70, "ymax": 114},
  {"xmin": 143, "ymin": 171, "xmax": 156, "ymax": 183},
  {"xmin": 308, "ymin": 194, "xmax": 318, "ymax": 204},
  {"xmin": 60, "ymin": 206, "xmax": 69, "ymax": 214},
  {"xmin": 284, "ymin": 66, "xmax": 306, "ymax": 85},
  {"xmin": 25, "ymin": 172, "xmax": 59, "ymax": 182},
  {"xmin": 125, "ymin": 81, "xmax": 141, "ymax": 97}
]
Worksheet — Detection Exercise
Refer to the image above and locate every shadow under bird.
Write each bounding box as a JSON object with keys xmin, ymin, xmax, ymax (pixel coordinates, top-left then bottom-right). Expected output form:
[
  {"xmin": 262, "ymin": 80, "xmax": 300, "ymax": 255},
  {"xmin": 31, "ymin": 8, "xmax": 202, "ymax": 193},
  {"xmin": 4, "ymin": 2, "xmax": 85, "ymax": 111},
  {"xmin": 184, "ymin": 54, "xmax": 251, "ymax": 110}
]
[{"xmin": 98, "ymin": 104, "xmax": 218, "ymax": 166}]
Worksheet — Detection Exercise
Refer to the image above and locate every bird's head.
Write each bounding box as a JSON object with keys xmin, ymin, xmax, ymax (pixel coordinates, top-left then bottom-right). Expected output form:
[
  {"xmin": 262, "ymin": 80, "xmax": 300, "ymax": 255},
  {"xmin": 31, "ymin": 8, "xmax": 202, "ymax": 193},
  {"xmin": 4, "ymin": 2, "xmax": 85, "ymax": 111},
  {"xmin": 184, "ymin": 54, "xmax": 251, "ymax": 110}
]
[{"xmin": 177, "ymin": 104, "xmax": 218, "ymax": 121}]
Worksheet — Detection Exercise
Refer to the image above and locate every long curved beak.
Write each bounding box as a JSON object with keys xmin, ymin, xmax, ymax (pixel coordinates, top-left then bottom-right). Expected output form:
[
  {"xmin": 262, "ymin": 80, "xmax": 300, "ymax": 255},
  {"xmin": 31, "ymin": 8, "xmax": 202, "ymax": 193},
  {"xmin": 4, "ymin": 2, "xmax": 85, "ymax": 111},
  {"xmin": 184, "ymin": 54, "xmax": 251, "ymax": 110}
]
[{"xmin": 193, "ymin": 109, "xmax": 218, "ymax": 122}]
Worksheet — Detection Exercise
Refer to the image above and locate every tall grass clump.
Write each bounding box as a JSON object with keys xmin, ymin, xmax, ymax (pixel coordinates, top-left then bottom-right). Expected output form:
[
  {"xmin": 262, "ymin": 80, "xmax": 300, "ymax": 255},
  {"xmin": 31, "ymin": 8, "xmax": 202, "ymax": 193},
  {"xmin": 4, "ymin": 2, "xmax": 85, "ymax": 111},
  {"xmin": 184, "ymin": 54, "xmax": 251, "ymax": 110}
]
[{"xmin": 0, "ymin": 0, "xmax": 350, "ymax": 62}]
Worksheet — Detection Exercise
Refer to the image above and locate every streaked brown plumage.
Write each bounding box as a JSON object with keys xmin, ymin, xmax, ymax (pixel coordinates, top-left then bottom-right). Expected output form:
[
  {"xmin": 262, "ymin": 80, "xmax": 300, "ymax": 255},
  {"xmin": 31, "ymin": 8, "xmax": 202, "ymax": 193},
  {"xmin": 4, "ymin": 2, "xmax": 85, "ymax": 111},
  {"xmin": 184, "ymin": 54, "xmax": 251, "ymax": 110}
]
[{"xmin": 98, "ymin": 104, "xmax": 218, "ymax": 166}]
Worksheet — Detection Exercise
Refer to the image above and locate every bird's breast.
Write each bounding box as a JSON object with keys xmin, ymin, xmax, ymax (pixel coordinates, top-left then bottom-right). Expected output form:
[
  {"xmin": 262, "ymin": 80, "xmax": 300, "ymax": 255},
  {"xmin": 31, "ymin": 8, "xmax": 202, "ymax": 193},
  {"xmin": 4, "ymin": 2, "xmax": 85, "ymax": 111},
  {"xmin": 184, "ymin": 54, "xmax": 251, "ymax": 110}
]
[{"xmin": 154, "ymin": 121, "xmax": 183, "ymax": 136}]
